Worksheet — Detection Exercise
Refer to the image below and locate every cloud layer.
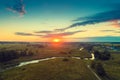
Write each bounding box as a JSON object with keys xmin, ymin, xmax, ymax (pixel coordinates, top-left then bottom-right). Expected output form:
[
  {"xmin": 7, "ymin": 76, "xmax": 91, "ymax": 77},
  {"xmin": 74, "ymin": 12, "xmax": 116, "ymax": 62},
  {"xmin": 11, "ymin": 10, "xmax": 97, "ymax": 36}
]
[
  {"xmin": 41, "ymin": 30, "xmax": 86, "ymax": 38},
  {"xmin": 56, "ymin": 7, "xmax": 120, "ymax": 31},
  {"xmin": 71, "ymin": 9, "xmax": 120, "ymax": 28},
  {"xmin": 15, "ymin": 30, "xmax": 86, "ymax": 38}
]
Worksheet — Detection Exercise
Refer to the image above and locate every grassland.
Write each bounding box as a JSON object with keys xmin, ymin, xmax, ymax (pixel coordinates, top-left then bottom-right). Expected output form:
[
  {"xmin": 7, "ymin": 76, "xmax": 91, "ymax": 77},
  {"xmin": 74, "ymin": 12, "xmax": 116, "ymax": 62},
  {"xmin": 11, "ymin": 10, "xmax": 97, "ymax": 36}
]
[
  {"xmin": 1, "ymin": 42, "xmax": 120, "ymax": 80},
  {"xmin": 1, "ymin": 58, "xmax": 98, "ymax": 80},
  {"xmin": 102, "ymin": 53, "xmax": 120, "ymax": 80},
  {"xmin": 0, "ymin": 43, "xmax": 91, "ymax": 63},
  {"xmin": 0, "ymin": 43, "xmax": 91, "ymax": 75}
]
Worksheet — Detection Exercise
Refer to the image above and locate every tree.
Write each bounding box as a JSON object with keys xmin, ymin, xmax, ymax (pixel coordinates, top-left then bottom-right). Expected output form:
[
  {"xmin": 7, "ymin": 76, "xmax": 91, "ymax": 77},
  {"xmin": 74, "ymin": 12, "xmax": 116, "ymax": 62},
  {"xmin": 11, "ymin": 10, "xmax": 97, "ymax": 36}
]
[
  {"xmin": 94, "ymin": 50, "xmax": 111, "ymax": 60},
  {"xmin": 62, "ymin": 58, "xmax": 69, "ymax": 62},
  {"xmin": 0, "ymin": 50, "xmax": 18, "ymax": 62},
  {"xmin": 95, "ymin": 62, "xmax": 106, "ymax": 76},
  {"xmin": 0, "ymin": 73, "xmax": 3, "ymax": 80},
  {"xmin": 90, "ymin": 61, "xmax": 96, "ymax": 69},
  {"xmin": 91, "ymin": 61, "xmax": 106, "ymax": 76}
]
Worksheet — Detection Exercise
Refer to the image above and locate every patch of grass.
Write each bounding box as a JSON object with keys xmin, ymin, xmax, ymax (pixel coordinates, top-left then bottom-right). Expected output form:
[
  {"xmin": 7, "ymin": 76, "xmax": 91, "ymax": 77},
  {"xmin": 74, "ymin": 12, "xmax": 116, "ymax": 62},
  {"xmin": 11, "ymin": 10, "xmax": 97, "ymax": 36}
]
[{"xmin": 70, "ymin": 49, "xmax": 91, "ymax": 58}]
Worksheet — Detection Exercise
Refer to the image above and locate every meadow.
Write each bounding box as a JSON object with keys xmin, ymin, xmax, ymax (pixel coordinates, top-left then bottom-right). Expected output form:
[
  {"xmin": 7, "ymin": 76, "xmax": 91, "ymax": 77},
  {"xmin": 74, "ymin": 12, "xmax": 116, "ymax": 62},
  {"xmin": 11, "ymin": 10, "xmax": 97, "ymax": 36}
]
[
  {"xmin": 0, "ymin": 42, "xmax": 120, "ymax": 80},
  {"xmin": 1, "ymin": 58, "xmax": 98, "ymax": 80}
]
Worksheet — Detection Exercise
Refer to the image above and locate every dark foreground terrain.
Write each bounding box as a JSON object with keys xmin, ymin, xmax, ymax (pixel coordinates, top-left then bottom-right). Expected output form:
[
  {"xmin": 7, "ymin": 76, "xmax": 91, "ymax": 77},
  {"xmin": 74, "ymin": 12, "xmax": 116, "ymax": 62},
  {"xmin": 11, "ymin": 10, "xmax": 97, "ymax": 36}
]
[{"xmin": 0, "ymin": 42, "xmax": 120, "ymax": 80}]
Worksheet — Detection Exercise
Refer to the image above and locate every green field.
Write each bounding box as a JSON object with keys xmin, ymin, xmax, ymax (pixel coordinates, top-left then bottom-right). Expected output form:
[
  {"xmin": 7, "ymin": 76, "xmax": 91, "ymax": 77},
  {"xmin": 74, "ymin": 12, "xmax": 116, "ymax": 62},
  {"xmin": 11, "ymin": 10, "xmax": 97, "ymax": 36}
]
[
  {"xmin": 0, "ymin": 42, "xmax": 120, "ymax": 80},
  {"xmin": 0, "ymin": 43, "xmax": 91, "ymax": 64},
  {"xmin": 1, "ymin": 58, "xmax": 98, "ymax": 80},
  {"xmin": 103, "ymin": 54, "xmax": 120, "ymax": 80}
]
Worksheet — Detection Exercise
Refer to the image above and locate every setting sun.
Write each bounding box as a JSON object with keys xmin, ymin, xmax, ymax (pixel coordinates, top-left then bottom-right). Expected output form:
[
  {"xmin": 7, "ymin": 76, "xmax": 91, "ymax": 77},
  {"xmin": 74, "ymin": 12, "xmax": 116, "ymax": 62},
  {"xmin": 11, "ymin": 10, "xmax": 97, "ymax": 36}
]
[{"xmin": 53, "ymin": 38, "xmax": 61, "ymax": 43}]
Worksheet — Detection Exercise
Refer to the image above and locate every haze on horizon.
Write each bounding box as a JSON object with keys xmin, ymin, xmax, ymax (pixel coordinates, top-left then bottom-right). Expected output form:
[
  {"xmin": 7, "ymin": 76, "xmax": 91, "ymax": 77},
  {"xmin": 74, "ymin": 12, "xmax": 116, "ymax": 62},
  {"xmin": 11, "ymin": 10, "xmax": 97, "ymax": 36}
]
[{"xmin": 0, "ymin": 0, "xmax": 120, "ymax": 42}]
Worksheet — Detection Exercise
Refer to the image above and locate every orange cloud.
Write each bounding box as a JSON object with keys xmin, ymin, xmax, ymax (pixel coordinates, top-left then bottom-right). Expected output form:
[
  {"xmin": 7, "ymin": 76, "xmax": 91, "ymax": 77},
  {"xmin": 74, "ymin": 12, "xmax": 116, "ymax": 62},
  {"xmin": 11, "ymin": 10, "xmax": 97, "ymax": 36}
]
[{"xmin": 111, "ymin": 20, "xmax": 120, "ymax": 28}]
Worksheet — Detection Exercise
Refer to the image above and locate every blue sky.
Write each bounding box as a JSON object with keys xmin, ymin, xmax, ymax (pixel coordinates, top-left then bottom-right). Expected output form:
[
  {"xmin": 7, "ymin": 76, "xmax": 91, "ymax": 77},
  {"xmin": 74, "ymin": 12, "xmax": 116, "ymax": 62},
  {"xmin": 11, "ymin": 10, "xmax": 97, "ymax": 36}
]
[{"xmin": 0, "ymin": 0, "xmax": 120, "ymax": 42}]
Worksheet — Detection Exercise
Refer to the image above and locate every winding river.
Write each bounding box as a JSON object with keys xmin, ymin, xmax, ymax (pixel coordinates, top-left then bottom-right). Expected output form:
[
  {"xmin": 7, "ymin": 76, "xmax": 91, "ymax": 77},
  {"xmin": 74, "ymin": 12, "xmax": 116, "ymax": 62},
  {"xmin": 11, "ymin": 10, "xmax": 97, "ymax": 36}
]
[{"xmin": 0, "ymin": 54, "xmax": 95, "ymax": 72}]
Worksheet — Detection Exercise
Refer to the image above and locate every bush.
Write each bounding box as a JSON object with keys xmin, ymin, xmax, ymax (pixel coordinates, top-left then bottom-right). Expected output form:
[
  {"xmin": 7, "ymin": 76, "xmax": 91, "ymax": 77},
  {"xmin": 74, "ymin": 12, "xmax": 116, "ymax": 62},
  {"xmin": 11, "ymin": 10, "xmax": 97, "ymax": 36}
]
[{"xmin": 62, "ymin": 58, "xmax": 69, "ymax": 62}]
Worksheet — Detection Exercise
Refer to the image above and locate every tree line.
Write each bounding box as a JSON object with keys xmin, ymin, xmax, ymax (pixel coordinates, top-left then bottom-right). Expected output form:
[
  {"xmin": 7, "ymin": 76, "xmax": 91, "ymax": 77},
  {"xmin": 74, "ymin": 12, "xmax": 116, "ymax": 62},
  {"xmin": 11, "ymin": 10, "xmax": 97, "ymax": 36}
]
[
  {"xmin": 94, "ymin": 50, "xmax": 111, "ymax": 60},
  {"xmin": 0, "ymin": 49, "xmax": 34, "ymax": 63}
]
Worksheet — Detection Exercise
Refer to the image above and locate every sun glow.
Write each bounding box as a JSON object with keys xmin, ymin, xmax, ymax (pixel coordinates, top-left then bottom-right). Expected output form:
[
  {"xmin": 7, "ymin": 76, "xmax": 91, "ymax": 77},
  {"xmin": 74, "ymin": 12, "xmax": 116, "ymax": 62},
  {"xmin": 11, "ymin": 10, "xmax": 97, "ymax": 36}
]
[{"xmin": 53, "ymin": 38, "xmax": 61, "ymax": 43}]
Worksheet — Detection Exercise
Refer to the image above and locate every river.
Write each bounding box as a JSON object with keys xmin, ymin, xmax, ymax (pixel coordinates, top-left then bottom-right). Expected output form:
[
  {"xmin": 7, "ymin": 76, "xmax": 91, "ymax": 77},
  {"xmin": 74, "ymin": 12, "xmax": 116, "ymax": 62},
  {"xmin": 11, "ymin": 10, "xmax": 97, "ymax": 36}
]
[{"xmin": 0, "ymin": 54, "xmax": 95, "ymax": 72}]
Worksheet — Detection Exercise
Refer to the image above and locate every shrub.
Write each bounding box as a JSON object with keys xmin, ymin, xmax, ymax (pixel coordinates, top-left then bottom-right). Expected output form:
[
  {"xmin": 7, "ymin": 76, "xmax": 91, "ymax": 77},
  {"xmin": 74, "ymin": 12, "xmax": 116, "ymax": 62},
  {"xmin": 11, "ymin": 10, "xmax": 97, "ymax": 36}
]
[{"xmin": 62, "ymin": 58, "xmax": 69, "ymax": 62}]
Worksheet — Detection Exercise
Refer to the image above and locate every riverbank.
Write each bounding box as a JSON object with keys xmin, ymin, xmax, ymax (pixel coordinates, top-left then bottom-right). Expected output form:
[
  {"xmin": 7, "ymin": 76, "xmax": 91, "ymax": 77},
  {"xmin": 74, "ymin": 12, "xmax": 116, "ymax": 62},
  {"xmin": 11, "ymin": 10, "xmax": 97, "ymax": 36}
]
[{"xmin": 0, "ymin": 53, "xmax": 95, "ymax": 73}]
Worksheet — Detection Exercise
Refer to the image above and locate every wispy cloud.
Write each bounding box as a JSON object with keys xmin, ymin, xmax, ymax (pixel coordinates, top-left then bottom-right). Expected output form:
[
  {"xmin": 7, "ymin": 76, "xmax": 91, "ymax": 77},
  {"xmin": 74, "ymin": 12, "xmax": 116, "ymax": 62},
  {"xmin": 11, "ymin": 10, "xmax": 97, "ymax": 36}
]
[
  {"xmin": 34, "ymin": 31, "xmax": 53, "ymax": 34},
  {"xmin": 6, "ymin": 0, "xmax": 26, "ymax": 16},
  {"xmin": 57, "ymin": 8, "xmax": 120, "ymax": 31},
  {"xmin": 15, "ymin": 32, "xmax": 44, "ymax": 36},
  {"xmin": 114, "ymin": 31, "xmax": 120, "ymax": 33},
  {"xmin": 54, "ymin": 27, "xmax": 69, "ymax": 32},
  {"xmin": 15, "ymin": 32, "xmax": 33, "ymax": 36},
  {"xmin": 15, "ymin": 30, "xmax": 86, "ymax": 38},
  {"xmin": 72, "ymin": 9, "xmax": 120, "ymax": 27},
  {"xmin": 100, "ymin": 29, "xmax": 120, "ymax": 33},
  {"xmin": 41, "ymin": 30, "xmax": 86, "ymax": 38},
  {"xmin": 100, "ymin": 30, "xmax": 115, "ymax": 32},
  {"xmin": 110, "ymin": 20, "xmax": 120, "ymax": 28}
]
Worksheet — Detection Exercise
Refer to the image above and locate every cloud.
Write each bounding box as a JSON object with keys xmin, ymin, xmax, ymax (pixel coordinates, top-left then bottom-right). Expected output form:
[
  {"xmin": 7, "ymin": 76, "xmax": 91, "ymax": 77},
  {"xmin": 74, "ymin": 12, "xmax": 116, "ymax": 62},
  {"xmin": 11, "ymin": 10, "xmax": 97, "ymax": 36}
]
[
  {"xmin": 100, "ymin": 29, "xmax": 120, "ymax": 33},
  {"xmin": 34, "ymin": 31, "xmax": 53, "ymax": 34},
  {"xmin": 6, "ymin": 0, "xmax": 26, "ymax": 16},
  {"xmin": 114, "ymin": 31, "xmax": 120, "ymax": 33},
  {"xmin": 58, "ymin": 8, "xmax": 120, "ymax": 30},
  {"xmin": 15, "ymin": 30, "xmax": 86, "ymax": 38},
  {"xmin": 73, "ymin": 10, "xmax": 120, "ymax": 26},
  {"xmin": 15, "ymin": 32, "xmax": 33, "ymax": 36},
  {"xmin": 100, "ymin": 30, "xmax": 115, "ymax": 32},
  {"xmin": 15, "ymin": 32, "xmax": 44, "ymax": 36},
  {"xmin": 54, "ymin": 27, "xmax": 70, "ymax": 32},
  {"xmin": 41, "ymin": 30, "xmax": 86, "ymax": 38},
  {"xmin": 34, "ymin": 28, "xmax": 70, "ymax": 34},
  {"xmin": 110, "ymin": 20, "xmax": 120, "ymax": 28}
]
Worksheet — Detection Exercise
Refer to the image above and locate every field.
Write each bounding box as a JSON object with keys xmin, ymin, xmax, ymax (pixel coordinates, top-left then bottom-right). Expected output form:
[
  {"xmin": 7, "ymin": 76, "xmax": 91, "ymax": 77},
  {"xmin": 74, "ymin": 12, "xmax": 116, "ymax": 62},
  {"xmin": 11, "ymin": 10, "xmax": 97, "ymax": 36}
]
[
  {"xmin": 0, "ymin": 42, "xmax": 120, "ymax": 80},
  {"xmin": 1, "ymin": 58, "xmax": 98, "ymax": 80},
  {"xmin": 103, "ymin": 53, "xmax": 120, "ymax": 80},
  {"xmin": 0, "ymin": 43, "xmax": 91, "ymax": 68}
]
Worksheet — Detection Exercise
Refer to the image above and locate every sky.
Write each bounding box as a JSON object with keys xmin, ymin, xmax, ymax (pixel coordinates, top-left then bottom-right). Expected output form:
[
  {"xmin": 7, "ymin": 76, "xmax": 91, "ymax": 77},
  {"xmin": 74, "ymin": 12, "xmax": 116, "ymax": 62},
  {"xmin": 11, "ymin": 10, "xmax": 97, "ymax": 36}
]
[{"xmin": 0, "ymin": 0, "xmax": 120, "ymax": 42}]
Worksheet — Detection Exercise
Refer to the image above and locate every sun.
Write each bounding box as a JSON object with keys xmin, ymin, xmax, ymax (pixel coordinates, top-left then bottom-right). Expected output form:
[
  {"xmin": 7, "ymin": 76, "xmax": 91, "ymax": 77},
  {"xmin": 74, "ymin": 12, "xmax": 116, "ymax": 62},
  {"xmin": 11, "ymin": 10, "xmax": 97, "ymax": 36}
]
[{"xmin": 53, "ymin": 38, "xmax": 60, "ymax": 43}]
